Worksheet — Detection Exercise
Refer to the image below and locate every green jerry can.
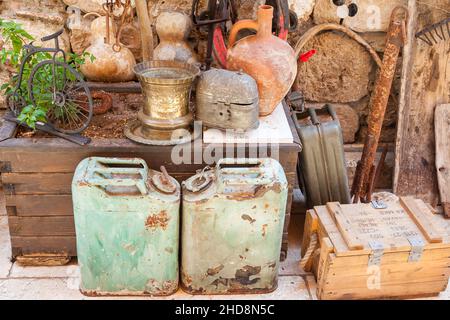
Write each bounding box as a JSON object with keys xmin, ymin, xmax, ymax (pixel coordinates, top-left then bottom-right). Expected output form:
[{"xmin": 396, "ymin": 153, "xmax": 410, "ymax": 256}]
[
  {"xmin": 72, "ymin": 157, "xmax": 180, "ymax": 296},
  {"xmin": 181, "ymin": 158, "xmax": 288, "ymax": 294}
]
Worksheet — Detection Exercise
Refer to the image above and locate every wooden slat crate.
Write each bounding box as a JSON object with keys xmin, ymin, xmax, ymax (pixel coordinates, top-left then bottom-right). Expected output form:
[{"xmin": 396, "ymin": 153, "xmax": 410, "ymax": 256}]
[
  {"xmin": 301, "ymin": 197, "xmax": 450, "ymax": 300},
  {"xmin": 0, "ymin": 104, "xmax": 301, "ymax": 263}
]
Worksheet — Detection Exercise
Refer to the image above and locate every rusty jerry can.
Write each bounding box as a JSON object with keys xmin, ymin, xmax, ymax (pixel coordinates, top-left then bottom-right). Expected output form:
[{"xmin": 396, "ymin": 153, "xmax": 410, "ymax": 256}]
[
  {"xmin": 181, "ymin": 158, "xmax": 288, "ymax": 294},
  {"xmin": 72, "ymin": 157, "xmax": 180, "ymax": 296},
  {"xmin": 196, "ymin": 68, "xmax": 260, "ymax": 131}
]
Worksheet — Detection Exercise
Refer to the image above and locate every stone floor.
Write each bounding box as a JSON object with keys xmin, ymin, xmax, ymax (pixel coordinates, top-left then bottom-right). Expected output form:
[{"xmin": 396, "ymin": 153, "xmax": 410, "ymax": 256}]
[{"xmin": 0, "ymin": 187, "xmax": 448, "ymax": 300}]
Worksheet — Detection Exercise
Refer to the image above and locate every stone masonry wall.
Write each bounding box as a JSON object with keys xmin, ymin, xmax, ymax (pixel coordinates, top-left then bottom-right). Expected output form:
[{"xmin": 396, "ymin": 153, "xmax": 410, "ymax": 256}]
[{"xmin": 0, "ymin": 0, "xmax": 407, "ymax": 143}]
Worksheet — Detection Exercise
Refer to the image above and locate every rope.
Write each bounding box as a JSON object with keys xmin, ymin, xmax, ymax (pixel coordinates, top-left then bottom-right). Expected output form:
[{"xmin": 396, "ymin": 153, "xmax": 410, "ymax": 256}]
[{"xmin": 300, "ymin": 232, "xmax": 318, "ymax": 270}]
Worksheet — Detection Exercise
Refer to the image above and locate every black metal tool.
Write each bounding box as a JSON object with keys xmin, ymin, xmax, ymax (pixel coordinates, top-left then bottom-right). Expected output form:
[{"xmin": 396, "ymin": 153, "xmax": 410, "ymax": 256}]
[
  {"xmin": 416, "ymin": 17, "xmax": 450, "ymax": 46},
  {"xmin": 191, "ymin": 0, "xmax": 235, "ymax": 70},
  {"xmin": 4, "ymin": 113, "xmax": 91, "ymax": 145}
]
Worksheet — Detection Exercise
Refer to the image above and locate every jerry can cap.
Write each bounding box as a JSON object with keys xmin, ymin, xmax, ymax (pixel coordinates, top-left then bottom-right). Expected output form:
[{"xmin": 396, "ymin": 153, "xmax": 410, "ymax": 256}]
[
  {"xmin": 183, "ymin": 166, "xmax": 214, "ymax": 193},
  {"xmin": 150, "ymin": 166, "xmax": 177, "ymax": 194}
]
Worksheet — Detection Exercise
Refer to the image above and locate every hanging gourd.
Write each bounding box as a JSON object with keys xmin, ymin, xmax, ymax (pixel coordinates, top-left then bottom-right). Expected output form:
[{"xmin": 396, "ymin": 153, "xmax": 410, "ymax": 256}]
[{"xmin": 80, "ymin": 0, "xmax": 136, "ymax": 82}]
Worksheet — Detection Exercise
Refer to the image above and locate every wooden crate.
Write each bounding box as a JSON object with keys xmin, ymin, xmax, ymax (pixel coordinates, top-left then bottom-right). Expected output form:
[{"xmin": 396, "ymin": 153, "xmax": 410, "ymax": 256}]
[
  {"xmin": 0, "ymin": 104, "xmax": 301, "ymax": 264},
  {"xmin": 301, "ymin": 197, "xmax": 450, "ymax": 300}
]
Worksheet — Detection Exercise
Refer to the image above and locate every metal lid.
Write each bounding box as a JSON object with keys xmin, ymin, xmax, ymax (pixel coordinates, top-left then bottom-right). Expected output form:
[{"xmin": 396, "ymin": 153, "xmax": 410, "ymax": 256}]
[
  {"xmin": 196, "ymin": 68, "xmax": 259, "ymax": 105},
  {"xmin": 183, "ymin": 166, "xmax": 214, "ymax": 193},
  {"xmin": 150, "ymin": 166, "xmax": 177, "ymax": 194}
]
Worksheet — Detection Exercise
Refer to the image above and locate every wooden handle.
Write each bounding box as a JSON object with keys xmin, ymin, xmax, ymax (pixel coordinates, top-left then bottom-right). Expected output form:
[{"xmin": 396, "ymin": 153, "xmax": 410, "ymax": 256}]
[
  {"xmin": 135, "ymin": 0, "xmax": 153, "ymax": 61},
  {"xmin": 228, "ymin": 20, "xmax": 259, "ymax": 47}
]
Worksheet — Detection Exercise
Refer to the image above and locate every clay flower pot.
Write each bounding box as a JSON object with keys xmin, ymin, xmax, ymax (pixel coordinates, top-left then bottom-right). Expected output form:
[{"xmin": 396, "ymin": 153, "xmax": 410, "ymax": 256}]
[{"xmin": 227, "ymin": 5, "xmax": 297, "ymax": 116}]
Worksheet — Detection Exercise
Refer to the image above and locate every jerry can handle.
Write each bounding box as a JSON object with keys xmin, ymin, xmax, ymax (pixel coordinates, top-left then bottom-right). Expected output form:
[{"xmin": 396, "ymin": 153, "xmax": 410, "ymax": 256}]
[
  {"xmin": 216, "ymin": 158, "xmax": 272, "ymax": 186},
  {"xmin": 325, "ymin": 104, "xmax": 339, "ymax": 122},
  {"xmin": 307, "ymin": 108, "xmax": 320, "ymax": 125},
  {"xmin": 307, "ymin": 104, "xmax": 339, "ymax": 125},
  {"xmin": 86, "ymin": 158, "xmax": 149, "ymax": 195}
]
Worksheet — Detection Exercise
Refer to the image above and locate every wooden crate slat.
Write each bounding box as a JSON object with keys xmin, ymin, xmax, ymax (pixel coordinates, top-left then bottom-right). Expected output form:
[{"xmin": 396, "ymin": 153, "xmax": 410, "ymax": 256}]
[
  {"xmin": 0, "ymin": 145, "xmax": 298, "ymax": 173},
  {"xmin": 8, "ymin": 216, "xmax": 75, "ymax": 236},
  {"xmin": 1, "ymin": 173, "xmax": 73, "ymax": 195},
  {"xmin": 11, "ymin": 236, "xmax": 77, "ymax": 257},
  {"xmin": 400, "ymin": 197, "xmax": 444, "ymax": 243},
  {"xmin": 5, "ymin": 195, "xmax": 73, "ymax": 216},
  {"xmin": 326, "ymin": 202, "xmax": 364, "ymax": 250}
]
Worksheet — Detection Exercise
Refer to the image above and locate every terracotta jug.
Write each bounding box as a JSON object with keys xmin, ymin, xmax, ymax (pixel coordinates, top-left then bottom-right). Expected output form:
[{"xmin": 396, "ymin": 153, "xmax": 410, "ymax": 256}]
[
  {"xmin": 227, "ymin": 5, "xmax": 297, "ymax": 116},
  {"xmin": 153, "ymin": 11, "xmax": 198, "ymax": 64}
]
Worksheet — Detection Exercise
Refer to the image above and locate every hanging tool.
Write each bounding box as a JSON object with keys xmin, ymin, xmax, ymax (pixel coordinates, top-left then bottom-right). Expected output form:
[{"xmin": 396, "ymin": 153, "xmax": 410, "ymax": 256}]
[
  {"xmin": 113, "ymin": 0, "xmax": 139, "ymax": 52},
  {"xmin": 416, "ymin": 17, "xmax": 450, "ymax": 46},
  {"xmin": 351, "ymin": 6, "xmax": 408, "ymax": 203},
  {"xmin": 191, "ymin": 0, "xmax": 236, "ymax": 70},
  {"xmin": 102, "ymin": 0, "xmax": 115, "ymax": 44}
]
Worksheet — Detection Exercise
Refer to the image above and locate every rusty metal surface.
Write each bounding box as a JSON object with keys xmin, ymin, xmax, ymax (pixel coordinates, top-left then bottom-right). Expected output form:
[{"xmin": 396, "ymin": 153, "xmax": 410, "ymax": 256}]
[
  {"xmin": 196, "ymin": 68, "xmax": 260, "ymax": 131},
  {"xmin": 72, "ymin": 157, "xmax": 180, "ymax": 296},
  {"xmin": 352, "ymin": 6, "xmax": 408, "ymax": 203},
  {"xmin": 181, "ymin": 158, "xmax": 288, "ymax": 295}
]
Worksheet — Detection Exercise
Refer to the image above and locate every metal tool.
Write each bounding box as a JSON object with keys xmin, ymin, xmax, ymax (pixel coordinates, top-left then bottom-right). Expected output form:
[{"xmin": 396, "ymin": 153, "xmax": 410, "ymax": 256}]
[
  {"xmin": 113, "ymin": 0, "xmax": 139, "ymax": 52},
  {"xmin": 416, "ymin": 17, "xmax": 450, "ymax": 46},
  {"xmin": 102, "ymin": 0, "xmax": 115, "ymax": 44},
  {"xmin": 4, "ymin": 112, "xmax": 91, "ymax": 145},
  {"xmin": 351, "ymin": 6, "xmax": 408, "ymax": 203},
  {"xmin": 191, "ymin": 0, "xmax": 236, "ymax": 70}
]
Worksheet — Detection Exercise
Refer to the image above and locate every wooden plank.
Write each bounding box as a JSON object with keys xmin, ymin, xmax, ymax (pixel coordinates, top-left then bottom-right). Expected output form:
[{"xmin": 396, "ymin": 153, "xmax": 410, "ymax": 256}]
[
  {"xmin": 10, "ymin": 236, "xmax": 77, "ymax": 257},
  {"xmin": 330, "ymin": 247, "xmax": 450, "ymax": 268},
  {"xmin": 326, "ymin": 202, "xmax": 364, "ymax": 250},
  {"xmin": 321, "ymin": 280, "xmax": 447, "ymax": 300},
  {"xmin": 5, "ymin": 195, "xmax": 73, "ymax": 216},
  {"xmin": 1, "ymin": 173, "xmax": 73, "ymax": 195},
  {"xmin": 400, "ymin": 197, "xmax": 443, "ymax": 243},
  {"xmin": 394, "ymin": 0, "xmax": 450, "ymax": 205},
  {"xmin": 435, "ymin": 104, "xmax": 450, "ymax": 217},
  {"xmin": 8, "ymin": 216, "xmax": 75, "ymax": 236},
  {"xmin": 314, "ymin": 205, "xmax": 359, "ymax": 255},
  {"xmin": 87, "ymin": 81, "xmax": 141, "ymax": 93},
  {"xmin": 316, "ymin": 237, "xmax": 334, "ymax": 300},
  {"xmin": 0, "ymin": 144, "xmax": 299, "ymax": 173}
]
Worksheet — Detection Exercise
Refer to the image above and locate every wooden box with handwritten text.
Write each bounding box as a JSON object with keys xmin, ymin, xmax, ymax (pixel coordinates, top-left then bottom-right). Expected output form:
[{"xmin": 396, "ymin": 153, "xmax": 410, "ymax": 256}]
[{"xmin": 301, "ymin": 197, "xmax": 450, "ymax": 299}]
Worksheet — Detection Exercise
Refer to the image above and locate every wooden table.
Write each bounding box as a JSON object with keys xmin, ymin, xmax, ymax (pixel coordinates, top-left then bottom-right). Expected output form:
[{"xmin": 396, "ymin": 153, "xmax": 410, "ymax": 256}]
[{"xmin": 0, "ymin": 102, "xmax": 301, "ymax": 264}]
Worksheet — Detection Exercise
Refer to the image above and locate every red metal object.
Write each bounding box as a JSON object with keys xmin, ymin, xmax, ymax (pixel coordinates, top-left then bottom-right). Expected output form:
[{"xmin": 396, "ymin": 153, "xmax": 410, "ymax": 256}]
[{"xmin": 299, "ymin": 50, "xmax": 316, "ymax": 63}]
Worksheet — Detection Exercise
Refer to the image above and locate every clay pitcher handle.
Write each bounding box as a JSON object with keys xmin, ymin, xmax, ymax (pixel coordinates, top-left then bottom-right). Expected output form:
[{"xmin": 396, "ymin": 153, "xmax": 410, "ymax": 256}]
[{"xmin": 228, "ymin": 20, "xmax": 259, "ymax": 47}]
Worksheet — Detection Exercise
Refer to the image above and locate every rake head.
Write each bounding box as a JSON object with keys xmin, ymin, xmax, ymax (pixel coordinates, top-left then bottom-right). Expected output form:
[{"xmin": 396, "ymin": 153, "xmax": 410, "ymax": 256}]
[{"xmin": 415, "ymin": 17, "xmax": 450, "ymax": 46}]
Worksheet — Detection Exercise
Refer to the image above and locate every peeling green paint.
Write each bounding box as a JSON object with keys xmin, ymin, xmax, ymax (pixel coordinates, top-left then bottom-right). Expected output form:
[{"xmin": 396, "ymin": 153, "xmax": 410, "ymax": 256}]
[
  {"xmin": 73, "ymin": 157, "xmax": 180, "ymax": 296},
  {"xmin": 181, "ymin": 158, "xmax": 288, "ymax": 295}
]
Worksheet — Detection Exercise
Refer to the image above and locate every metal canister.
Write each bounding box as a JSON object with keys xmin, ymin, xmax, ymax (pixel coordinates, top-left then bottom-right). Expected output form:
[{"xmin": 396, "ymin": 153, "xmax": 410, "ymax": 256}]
[
  {"xmin": 196, "ymin": 68, "xmax": 259, "ymax": 131},
  {"xmin": 181, "ymin": 158, "xmax": 288, "ymax": 294},
  {"xmin": 72, "ymin": 157, "xmax": 180, "ymax": 296}
]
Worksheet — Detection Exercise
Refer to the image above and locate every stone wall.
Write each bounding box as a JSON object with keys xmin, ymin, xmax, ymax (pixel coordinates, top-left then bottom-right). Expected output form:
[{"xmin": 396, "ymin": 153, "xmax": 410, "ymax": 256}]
[{"xmin": 0, "ymin": 0, "xmax": 406, "ymax": 143}]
